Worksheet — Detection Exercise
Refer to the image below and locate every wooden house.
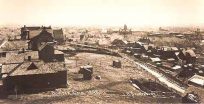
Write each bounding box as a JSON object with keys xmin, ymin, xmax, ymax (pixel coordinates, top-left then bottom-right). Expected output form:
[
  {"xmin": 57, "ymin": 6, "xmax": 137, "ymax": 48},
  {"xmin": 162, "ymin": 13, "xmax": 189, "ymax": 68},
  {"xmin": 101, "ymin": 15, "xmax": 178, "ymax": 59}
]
[
  {"xmin": 28, "ymin": 28, "xmax": 54, "ymax": 51},
  {"xmin": 178, "ymin": 49, "xmax": 196, "ymax": 64},
  {"xmin": 2, "ymin": 61, "xmax": 67, "ymax": 94}
]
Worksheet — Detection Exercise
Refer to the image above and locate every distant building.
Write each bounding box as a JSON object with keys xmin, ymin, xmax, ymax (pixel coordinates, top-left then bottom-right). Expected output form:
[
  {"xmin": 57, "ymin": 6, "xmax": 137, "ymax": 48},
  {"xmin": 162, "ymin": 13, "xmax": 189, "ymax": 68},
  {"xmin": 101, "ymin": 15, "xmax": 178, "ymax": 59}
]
[
  {"xmin": 119, "ymin": 24, "xmax": 132, "ymax": 35},
  {"xmin": 37, "ymin": 42, "xmax": 64, "ymax": 62},
  {"xmin": 111, "ymin": 39, "xmax": 128, "ymax": 47},
  {"xmin": 138, "ymin": 37, "xmax": 151, "ymax": 44},
  {"xmin": 80, "ymin": 32, "xmax": 85, "ymax": 41},
  {"xmin": 178, "ymin": 49, "xmax": 196, "ymax": 64},
  {"xmin": 158, "ymin": 46, "xmax": 179, "ymax": 60},
  {"xmin": 20, "ymin": 25, "xmax": 52, "ymax": 40},
  {"xmin": 28, "ymin": 28, "xmax": 54, "ymax": 51},
  {"xmin": 26, "ymin": 28, "xmax": 64, "ymax": 62},
  {"xmin": 53, "ymin": 29, "xmax": 65, "ymax": 44},
  {"xmin": 159, "ymin": 27, "xmax": 168, "ymax": 31}
]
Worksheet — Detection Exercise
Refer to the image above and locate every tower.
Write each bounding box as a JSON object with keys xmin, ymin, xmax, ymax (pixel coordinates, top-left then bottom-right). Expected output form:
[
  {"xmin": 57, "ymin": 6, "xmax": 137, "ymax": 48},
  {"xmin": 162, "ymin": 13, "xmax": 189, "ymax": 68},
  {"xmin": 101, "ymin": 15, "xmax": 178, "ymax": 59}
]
[
  {"xmin": 124, "ymin": 24, "xmax": 127, "ymax": 31},
  {"xmin": 21, "ymin": 25, "xmax": 30, "ymax": 40}
]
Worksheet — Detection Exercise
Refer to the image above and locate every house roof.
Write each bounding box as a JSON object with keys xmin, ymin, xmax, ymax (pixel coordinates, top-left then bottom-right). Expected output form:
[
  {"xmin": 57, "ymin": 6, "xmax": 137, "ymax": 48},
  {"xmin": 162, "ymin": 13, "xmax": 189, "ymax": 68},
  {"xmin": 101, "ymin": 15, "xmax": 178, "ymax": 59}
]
[
  {"xmin": 143, "ymin": 45, "xmax": 149, "ymax": 50},
  {"xmin": 172, "ymin": 65, "xmax": 182, "ymax": 70},
  {"xmin": 21, "ymin": 26, "xmax": 51, "ymax": 31},
  {"xmin": 150, "ymin": 57, "xmax": 161, "ymax": 62},
  {"xmin": 54, "ymin": 50, "xmax": 64, "ymax": 54},
  {"xmin": 171, "ymin": 47, "xmax": 179, "ymax": 51},
  {"xmin": 135, "ymin": 42, "xmax": 144, "ymax": 46},
  {"xmin": 80, "ymin": 65, "xmax": 93, "ymax": 69},
  {"xmin": 1, "ymin": 40, "xmax": 27, "ymax": 51},
  {"xmin": 29, "ymin": 29, "xmax": 53, "ymax": 39},
  {"xmin": 29, "ymin": 29, "xmax": 42, "ymax": 39},
  {"xmin": 38, "ymin": 42, "xmax": 55, "ymax": 51},
  {"xmin": 111, "ymin": 39, "xmax": 128, "ymax": 45},
  {"xmin": 3, "ymin": 51, "xmax": 39, "ymax": 64},
  {"xmin": 2, "ymin": 63, "xmax": 19, "ymax": 75},
  {"xmin": 2, "ymin": 61, "xmax": 66, "ymax": 76},
  {"xmin": 161, "ymin": 46, "xmax": 172, "ymax": 51},
  {"xmin": 188, "ymin": 74, "xmax": 204, "ymax": 86}
]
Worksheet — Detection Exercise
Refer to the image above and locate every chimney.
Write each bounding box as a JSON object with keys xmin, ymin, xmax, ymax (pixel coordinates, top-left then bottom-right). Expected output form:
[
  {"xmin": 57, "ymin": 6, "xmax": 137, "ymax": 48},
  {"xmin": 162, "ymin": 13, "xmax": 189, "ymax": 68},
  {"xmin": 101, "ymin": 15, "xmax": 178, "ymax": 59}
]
[
  {"xmin": 28, "ymin": 56, "xmax": 31, "ymax": 61},
  {"xmin": 27, "ymin": 31, "xmax": 30, "ymax": 39},
  {"xmin": 22, "ymin": 48, "xmax": 25, "ymax": 53}
]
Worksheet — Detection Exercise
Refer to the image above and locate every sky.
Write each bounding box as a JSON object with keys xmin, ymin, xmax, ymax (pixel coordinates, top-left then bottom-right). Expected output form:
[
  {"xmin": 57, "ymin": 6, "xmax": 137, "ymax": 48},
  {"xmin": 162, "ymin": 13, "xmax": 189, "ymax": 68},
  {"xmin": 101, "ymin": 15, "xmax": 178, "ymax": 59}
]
[{"xmin": 0, "ymin": 0, "xmax": 204, "ymax": 27}]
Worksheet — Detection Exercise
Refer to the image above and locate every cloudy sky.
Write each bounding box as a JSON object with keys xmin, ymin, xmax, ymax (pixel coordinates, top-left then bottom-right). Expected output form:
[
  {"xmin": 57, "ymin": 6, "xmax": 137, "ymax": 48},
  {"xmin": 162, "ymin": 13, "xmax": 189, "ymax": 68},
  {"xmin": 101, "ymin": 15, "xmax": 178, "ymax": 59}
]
[{"xmin": 0, "ymin": 0, "xmax": 204, "ymax": 27}]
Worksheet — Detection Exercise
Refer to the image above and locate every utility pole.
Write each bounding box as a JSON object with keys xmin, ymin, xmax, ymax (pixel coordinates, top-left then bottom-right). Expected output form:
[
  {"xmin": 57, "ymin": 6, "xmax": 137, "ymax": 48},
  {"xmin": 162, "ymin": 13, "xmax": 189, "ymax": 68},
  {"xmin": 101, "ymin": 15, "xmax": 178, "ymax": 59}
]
[{"xmin": 75, "ymin": 56, "xmax": 79, "ymax": 67}]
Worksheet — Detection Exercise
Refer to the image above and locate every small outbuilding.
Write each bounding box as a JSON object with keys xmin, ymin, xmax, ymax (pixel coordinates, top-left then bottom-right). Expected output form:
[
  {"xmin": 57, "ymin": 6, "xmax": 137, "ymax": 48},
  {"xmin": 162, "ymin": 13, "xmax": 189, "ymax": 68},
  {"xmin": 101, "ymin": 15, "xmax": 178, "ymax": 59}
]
[
  {"xmin": 79, "ymin": 65, "xmax": 93, "ymax": 80},
  {"xmin": 113, "ymin": 60, "xmax": 122, "ymax": 68}
]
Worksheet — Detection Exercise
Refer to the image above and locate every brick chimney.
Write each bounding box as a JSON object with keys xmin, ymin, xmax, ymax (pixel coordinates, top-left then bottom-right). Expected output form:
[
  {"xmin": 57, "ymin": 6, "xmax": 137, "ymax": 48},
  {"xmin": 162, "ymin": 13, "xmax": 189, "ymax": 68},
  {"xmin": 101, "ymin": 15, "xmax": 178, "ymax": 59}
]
[{"xmin": 28, "ymin": 56, "xmax": 31, "ymax": 61}]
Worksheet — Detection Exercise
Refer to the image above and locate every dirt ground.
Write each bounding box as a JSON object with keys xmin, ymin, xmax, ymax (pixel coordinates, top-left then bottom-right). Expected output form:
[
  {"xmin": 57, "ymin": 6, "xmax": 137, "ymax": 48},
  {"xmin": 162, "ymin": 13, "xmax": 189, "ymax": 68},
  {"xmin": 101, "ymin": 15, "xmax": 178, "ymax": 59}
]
[{"xmin": 1, "ymin": 52, "xmax": 179, "ymax": 104}]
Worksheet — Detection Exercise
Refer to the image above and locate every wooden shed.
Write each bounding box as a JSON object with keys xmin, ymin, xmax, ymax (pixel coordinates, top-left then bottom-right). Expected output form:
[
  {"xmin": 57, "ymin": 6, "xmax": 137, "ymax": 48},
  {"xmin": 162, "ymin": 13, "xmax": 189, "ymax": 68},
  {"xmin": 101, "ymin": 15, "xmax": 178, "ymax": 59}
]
[
  {"xmin": 79, "ymin": 65, "xmax": 93, "ymax": 80},
  {"xmin": 113, "ymin": 60, "xmax": 122, "ymax": 68}
]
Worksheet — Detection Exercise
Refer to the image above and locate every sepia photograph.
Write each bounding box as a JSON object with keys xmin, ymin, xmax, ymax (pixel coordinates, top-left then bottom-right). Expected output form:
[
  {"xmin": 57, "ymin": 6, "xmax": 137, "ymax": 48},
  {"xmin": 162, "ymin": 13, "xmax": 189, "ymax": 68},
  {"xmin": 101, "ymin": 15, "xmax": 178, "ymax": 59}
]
[{"xmin": 0, "ymin": 0, "xmax": 204, "ymax": 103}]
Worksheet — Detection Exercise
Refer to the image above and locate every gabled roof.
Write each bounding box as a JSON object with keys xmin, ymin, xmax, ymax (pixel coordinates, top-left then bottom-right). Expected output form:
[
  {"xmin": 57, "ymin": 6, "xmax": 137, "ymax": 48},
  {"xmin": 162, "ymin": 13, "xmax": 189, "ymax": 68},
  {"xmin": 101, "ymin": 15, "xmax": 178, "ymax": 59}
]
[
  {"xmin": 2, "ymin": 61, "xmax": 66, "ymax": 76},
  {"xmin": 30, "ymin": 29, "xmax": 53, "ymax": 40}
]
